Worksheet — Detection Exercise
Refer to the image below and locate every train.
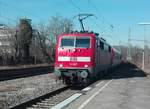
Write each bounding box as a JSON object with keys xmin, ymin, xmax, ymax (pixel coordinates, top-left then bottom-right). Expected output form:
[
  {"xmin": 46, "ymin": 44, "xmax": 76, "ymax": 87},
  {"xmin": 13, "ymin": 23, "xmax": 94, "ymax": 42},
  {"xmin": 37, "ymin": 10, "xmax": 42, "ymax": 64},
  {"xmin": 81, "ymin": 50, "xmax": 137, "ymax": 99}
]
[{"xmin": 54, "ymin": 31, "xmax": 122, "ymax": 86}]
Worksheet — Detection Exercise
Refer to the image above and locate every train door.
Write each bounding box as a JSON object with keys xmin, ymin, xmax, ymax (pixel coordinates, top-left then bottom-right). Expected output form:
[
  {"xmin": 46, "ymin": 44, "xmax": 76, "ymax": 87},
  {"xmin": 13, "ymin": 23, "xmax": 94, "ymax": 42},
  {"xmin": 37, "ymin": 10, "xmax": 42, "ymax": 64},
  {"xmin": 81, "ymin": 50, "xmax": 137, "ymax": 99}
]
[{"xmin": 94, "ymin": 38, "xmax": 98, "ymax": 73}]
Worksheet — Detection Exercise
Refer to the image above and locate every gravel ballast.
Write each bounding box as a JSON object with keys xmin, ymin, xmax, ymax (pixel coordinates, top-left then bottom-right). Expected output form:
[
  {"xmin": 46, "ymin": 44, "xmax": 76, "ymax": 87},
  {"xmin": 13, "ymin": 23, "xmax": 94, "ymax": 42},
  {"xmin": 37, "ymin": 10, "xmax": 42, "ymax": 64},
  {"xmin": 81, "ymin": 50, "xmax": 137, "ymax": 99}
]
[{"xmin": 0, "ymin": 73, "xmax": 65, "ymax": 109}]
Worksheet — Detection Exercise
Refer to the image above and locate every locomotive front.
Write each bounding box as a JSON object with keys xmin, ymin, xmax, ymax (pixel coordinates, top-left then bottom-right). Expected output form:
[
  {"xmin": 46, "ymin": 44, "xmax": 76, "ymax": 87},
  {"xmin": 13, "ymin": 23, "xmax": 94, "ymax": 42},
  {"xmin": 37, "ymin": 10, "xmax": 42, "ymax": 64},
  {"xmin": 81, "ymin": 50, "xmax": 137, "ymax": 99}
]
[{"xmin": 54, "ymin": 33, "xmax": 95, "ymax": 85}]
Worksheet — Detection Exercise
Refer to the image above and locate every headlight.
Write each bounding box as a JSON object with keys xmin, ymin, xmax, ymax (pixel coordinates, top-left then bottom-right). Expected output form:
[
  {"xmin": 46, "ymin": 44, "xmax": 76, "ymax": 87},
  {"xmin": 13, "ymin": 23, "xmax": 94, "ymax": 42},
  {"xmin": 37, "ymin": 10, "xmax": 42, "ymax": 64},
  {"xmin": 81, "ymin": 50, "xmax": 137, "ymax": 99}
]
[
  {"xmin": 84, "ymin": 64, "xmax": 88, "ymax": 68},
  {"xmin": 59, "ymin": 64, "xmax": 63, "ymax": 67}
]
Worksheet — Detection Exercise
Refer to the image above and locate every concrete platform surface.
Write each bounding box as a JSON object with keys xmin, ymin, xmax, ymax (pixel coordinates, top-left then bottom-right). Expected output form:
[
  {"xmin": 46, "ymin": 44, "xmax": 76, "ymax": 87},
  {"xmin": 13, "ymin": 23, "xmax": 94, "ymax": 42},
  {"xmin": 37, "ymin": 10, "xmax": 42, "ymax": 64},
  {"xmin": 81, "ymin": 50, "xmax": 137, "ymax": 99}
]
[{"xmin": 63, "ymin": 64, "xmax": 150, "ymax": 109}]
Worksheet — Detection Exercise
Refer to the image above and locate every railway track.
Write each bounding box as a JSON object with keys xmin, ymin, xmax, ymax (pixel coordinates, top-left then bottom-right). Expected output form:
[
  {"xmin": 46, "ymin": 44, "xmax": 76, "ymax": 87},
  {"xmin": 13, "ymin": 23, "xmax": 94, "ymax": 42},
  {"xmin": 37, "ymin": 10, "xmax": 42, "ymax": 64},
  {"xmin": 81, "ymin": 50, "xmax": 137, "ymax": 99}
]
[
  {"xmin": 1, "ymin": 64, "xmax": 125, "ymax": 109},
  {"xmin": 10, "ymin": 86, "xmax": 81, "ymax": 109},
  {"xmin": 0, "ymin": 65, "xmax": 54, "ymax": 81}
]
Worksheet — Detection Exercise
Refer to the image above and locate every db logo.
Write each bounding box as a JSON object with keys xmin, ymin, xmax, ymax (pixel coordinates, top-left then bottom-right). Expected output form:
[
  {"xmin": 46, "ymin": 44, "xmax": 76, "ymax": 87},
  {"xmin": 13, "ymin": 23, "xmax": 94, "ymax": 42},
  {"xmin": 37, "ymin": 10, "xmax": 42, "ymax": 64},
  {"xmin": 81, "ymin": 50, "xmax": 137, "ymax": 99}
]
[{"xmin": 70, "ymin": 57, "xmax": 77, "ymax": 61}]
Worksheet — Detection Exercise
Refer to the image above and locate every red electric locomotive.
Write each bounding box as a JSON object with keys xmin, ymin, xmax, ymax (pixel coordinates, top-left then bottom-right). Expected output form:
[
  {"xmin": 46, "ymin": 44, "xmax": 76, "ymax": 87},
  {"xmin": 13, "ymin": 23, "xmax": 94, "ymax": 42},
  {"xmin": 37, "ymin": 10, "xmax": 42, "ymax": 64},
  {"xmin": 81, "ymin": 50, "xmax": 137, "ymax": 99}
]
[
  {"xmin": 54, "ymin": 31, "xmax": 121, "ymax": 85},
  {"xmin": 54, "ymin": 14, "xmax": 122, "ymax": 85}
]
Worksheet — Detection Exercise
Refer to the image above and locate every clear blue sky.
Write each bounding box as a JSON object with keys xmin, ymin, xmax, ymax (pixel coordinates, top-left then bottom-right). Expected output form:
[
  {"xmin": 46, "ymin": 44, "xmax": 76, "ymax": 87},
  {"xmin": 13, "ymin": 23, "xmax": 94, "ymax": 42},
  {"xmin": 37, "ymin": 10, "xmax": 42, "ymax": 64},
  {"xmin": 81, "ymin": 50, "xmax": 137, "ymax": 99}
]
[{"xmin": 1, "ymin": 0, "xmax": 150, "ymax": 46}]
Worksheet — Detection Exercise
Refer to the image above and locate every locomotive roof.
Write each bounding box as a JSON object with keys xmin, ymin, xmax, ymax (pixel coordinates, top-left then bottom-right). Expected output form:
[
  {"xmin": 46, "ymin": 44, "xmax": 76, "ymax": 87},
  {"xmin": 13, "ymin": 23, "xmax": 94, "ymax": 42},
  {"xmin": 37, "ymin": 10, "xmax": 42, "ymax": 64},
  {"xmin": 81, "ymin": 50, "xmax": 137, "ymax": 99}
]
[
  {"xmin": 95, "ymin": 35, "xmax": 111, "ymax": 47},
  {"xmin": 59, "ymin": 31, "xmax": 99, "ymax": 36}
]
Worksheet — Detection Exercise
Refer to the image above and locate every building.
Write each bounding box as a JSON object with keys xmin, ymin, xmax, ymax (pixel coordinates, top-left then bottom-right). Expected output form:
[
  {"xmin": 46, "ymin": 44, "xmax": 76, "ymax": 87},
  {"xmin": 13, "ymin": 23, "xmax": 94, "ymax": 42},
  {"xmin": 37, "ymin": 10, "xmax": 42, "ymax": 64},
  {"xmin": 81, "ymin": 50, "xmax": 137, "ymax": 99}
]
[{"xmin": 0, "ymin": 24, "xmax": 16, "ymax": 57}]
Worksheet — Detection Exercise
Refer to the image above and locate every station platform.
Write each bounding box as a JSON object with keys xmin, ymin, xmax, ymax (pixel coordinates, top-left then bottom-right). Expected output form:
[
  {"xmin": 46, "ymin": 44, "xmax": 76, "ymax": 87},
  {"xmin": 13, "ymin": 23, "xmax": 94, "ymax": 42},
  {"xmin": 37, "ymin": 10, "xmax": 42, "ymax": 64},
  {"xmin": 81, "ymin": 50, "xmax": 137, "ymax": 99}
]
[{"xmin": 63, "ymin": 75, "xmax": 150, "ymax": 109}]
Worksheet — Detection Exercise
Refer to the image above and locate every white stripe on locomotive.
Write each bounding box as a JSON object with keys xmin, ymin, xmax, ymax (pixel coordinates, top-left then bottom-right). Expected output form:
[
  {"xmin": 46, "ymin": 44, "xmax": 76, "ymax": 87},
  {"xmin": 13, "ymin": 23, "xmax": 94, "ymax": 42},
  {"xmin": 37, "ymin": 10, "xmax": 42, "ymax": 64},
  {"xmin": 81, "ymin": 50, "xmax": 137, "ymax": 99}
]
[{"xmin": 58, "ymin": 56, "xmax": 90, "ymax": 62}]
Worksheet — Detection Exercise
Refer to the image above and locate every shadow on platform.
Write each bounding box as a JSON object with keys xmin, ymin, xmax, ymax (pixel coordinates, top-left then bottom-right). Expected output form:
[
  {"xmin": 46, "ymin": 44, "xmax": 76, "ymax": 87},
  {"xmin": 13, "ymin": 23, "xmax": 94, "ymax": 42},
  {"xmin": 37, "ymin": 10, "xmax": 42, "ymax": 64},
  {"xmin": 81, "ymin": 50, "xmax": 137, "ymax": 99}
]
[{"xmin": 103, "ymin": 63, "xmax": 147, "ymax": 80}]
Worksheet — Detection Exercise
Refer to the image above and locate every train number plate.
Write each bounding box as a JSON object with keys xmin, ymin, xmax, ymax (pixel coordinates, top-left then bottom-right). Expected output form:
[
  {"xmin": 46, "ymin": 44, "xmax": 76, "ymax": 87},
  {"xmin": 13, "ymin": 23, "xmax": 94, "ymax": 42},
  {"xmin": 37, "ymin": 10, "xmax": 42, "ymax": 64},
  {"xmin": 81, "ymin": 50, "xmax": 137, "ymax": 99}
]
[
  {"xmin": 69, "ymin": 70, "xmax": 76, "ymax": 74},
  {"xmin": 70, "ymin": 57, "xmax": 77, "ymax": 62}
]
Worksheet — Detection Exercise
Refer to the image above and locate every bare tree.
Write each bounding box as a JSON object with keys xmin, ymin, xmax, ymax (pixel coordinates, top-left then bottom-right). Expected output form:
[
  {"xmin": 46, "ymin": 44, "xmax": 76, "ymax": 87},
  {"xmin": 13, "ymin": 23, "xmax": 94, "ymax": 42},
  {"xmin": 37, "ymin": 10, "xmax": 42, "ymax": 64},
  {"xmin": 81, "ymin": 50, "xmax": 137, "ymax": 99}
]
[
  {"xmin": 48, "ymin": 16, "xmax": 74, "ymax": 42},
  {"xmin": 34, "ymin": 16, "xmax": 74, "ymax": 63},
  {"xmin": 35, "ymin": 23, "xmax": 52, "ymax": 62}
]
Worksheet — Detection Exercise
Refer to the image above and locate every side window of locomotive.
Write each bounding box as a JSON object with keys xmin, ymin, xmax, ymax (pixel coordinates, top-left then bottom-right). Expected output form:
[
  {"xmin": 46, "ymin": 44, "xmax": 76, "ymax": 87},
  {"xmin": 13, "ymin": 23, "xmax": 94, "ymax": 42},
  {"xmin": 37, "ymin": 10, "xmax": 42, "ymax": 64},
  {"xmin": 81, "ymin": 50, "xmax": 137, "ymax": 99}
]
[
  {"xmin": 60, "ymin": 38, "xmax": 74, "ymax": 47},
  {"xmin": 95, "ymin": 38, "xmax": 98, "ymax": 47},
  {"xmin": 97, "ymin": 39, "xmax": 100, "ymax": 47},
  {"xmin": 100, "ymin": 41, "xmax": 104, "ymax": 50},
  {"xmin": 104, "ymin": 44, "xmax": 109, "ymax": 51},
  {"xmin": 76, "ymin": 37, "xmax": 90, "ymax": 48},
  {"xmin": 109, "ymin": 46, "xmax": 111, "ymax": 52}
]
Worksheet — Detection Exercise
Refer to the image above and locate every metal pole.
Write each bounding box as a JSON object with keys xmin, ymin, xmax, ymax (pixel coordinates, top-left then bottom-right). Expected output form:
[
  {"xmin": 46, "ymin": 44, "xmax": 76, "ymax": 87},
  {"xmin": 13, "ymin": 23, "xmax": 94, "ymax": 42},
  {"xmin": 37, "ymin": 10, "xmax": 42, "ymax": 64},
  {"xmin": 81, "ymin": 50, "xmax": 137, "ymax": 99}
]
[
  {"xmin": 142, "ymin": 26, "xmax": 146, "ymax": 69},
  {"xmin": 138, "ymin": 22, "xmax": 150, "ymax": 70},
  {"xmin": 34, "ymin": 34, "xmax": 37, "ymax": 64},
  {"xmin": 142, "ymin": 49, "xmax": 144, "ymax": 69},
  {"xmin": 119, "ymin": 40, "xmax": 121, "ymax": 53},
  {"xmin": 127, "ymin": 28, "xmax": 131, "ymax": 61}
]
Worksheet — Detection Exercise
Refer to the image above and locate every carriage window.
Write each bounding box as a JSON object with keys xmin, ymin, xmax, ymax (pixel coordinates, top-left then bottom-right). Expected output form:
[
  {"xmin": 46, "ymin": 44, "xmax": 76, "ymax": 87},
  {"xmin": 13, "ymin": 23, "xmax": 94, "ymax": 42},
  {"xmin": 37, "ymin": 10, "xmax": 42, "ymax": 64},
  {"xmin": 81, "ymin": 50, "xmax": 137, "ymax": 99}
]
[
  {"xmin": 75, "ymin": 37, "xmax": 90, "ymax": 48},
  {"xmin": 61, "ymin": 38, "xmax": 74, "ymax": 47}
]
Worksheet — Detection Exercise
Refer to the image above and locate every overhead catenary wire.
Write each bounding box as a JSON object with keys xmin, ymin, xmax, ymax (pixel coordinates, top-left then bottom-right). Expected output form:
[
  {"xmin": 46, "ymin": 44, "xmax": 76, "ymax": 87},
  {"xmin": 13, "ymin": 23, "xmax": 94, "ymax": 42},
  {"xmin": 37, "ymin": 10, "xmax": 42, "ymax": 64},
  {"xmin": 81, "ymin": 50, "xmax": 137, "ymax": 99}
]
[
  {"xmin": 88, "ymin": 0, "xmax": 120, "ymax": 45},
  {"xmin": 88, "ymin": 0, "xmax": 116, "ymax": 34},
  {"xmin": 67, "ymin": 0, "xmax": 115, "ymax": 42},
  {"xmin": 0, "ymin": 15, "xmax": 17, "ymax": 23},
  {"xmin": 88, "ymin": 0, "xmax": 113, "ymax": 27},
  {"xmin": 0, "ymin": 15, "xmax": 18, "ymax": 27},
  {"xmin": 68, "ymin": 0, "xmax": 83, "ymax": 12},
  {"xmin": 67, "ymin": 0, "xmax": 105, "ymax": 32},
  {"xmin": 0, "ymin": 1, "xmax": 42, "ymax": 22}
]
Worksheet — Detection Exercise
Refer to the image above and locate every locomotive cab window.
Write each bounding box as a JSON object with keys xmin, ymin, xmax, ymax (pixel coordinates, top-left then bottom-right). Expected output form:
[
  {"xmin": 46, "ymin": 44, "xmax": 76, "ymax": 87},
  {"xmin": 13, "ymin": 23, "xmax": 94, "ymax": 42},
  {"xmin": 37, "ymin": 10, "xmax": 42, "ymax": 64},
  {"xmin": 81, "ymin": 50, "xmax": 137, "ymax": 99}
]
[
  {"xmin": 60, "ymin": 37, "xmax": 74, "ymax": 47},
  {"xmin": 60, "ymin": 36, "xmax": 90, "ymax": 48},
  {"xmin": 76, "ymin": 37, "xmax": 90, "ymax": 48}
]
